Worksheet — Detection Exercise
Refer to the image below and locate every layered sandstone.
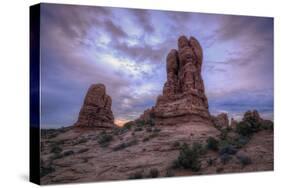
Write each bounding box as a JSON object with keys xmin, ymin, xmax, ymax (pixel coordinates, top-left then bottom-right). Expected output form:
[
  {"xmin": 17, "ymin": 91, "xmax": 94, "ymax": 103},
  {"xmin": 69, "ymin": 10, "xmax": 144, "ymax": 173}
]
[
  {"xmin": 153, "ymin": 36, "xmax": 210, "ymax": 125},
  {"xmin": 75, "ymin": 84, "xmax": 115, "ymax": 128}
]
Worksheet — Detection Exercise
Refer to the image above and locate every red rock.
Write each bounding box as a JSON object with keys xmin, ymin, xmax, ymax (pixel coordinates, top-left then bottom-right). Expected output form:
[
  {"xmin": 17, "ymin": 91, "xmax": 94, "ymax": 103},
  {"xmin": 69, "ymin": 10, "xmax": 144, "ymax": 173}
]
[
  {"xmin": 212, "ymin": 113, "xmax": 229, "ymax": 128},
  {"xmin": 75, "ymin": 84, "xmax": 115, "ymax": 128},
  {"xmin": 152, "ymin": 36, "xmax": 210, "ymax": 125}
]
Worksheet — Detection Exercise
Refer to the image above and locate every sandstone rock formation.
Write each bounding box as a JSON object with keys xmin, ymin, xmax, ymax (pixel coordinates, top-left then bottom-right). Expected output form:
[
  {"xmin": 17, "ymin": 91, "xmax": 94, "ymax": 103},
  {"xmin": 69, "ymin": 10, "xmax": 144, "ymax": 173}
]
[
  {"xmin": 211, "ymin": 113, "xmax": 229, "ymax": 128},
  {"xmin": 75, "ymin": 84, "xmax": 115, "ymax": 128},
  {"xmin": 138, "ymin": 108, "xmax": 154, "ymax": 122},
  {"xmin": 152, "ymin": 36, "xmax": 210, "ymax": 125}
]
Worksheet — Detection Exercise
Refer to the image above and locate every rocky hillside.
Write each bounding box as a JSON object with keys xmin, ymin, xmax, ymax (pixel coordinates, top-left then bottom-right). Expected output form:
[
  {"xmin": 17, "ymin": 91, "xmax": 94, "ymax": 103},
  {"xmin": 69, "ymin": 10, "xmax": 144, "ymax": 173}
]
[
  {"xmin": 40, "ymin": 112, "xmax": 273, "ymax": 184},
  {"xmin": 40, "ymin": 36, "xmax": 273, "ymax": 184}
]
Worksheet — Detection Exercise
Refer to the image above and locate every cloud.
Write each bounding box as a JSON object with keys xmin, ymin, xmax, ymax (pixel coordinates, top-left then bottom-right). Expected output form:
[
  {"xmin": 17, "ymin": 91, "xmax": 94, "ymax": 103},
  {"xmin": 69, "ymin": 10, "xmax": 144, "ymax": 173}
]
[{"xmin": 40, "ymin": 4, "xmax": 273, "ymax": 128}]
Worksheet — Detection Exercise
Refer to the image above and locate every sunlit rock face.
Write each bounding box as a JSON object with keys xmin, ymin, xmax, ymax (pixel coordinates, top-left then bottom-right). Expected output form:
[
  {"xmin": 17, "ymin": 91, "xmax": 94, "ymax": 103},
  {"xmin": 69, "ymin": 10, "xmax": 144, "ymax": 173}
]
[
  {"xmin": 153, "ymin": 36, "xmax": 211, "ymax": 125},
  {"xmin": 75, "ymin": 84, "xmax": 115, "ymax": 128}
]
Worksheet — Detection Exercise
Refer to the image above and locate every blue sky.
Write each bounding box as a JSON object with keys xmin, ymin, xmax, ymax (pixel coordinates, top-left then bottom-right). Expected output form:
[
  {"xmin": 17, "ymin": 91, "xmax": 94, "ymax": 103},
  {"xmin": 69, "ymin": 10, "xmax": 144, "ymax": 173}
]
[{"xmin": 40, "ymin": 3, "xmax": 273, "ymax": 128}]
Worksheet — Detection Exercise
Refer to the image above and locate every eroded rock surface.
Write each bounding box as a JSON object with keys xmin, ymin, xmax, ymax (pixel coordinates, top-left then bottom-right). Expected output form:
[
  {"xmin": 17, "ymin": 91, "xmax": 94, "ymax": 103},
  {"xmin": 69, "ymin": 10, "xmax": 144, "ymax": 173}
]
[
  {"xmin": 75, "ymin": 84, "xmax": 115, "ymax": 128},
  {"xmin": 212, "ymin": 113, "xmax": 229, "ymax": 128},
  {"xmin": 152, "ymin": 36, "xmax": 210, "ymax": 125}
]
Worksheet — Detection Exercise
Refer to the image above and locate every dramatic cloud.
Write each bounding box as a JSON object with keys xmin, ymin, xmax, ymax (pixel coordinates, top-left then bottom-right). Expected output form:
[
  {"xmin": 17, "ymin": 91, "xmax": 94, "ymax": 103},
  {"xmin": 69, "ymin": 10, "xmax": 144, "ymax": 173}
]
[{"xmin": 40, "ymin": 4, "xmax": 273, "ymax": 128}]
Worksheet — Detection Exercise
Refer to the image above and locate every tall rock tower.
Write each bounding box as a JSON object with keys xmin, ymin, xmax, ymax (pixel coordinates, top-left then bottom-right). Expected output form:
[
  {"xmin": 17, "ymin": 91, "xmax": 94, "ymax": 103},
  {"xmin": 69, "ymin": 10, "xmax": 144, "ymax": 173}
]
[
  {"xmin": 153, "ymin": 36, "xmax": 210, "ymax": 125},
  {"xmin": 75, "ymin": 84, "xmax": 115, "ymax": 128}
]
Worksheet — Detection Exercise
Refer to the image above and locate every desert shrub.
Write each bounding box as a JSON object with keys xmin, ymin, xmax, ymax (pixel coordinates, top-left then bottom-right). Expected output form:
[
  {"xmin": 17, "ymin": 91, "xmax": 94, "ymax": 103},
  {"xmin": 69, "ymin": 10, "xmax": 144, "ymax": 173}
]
[
  {"xmin": 97, "ymin": 131, "xmax": 113, "ymax": 147},
  {"xmin": 237, "ymin": 154, "xmax": 252, "ymax": 166},
  {"xmin": 148, "ymin": 168, "xmax": 159, "ymax": 178},
  {"xmin": 113, "ymin": 139, "xmax": 138, "ymax": 151},
  {"xmin": 77, "ymin": 148, "xmax": 89, "ymax": 154},
  {"xmin": 192, "ymin": 142, "xmax": 207, "ymax": 155},
  {"xmin": 206, "ymin": 137, "xmax": 219, "ymax": 151},
  {"xmin": 173, "ymin": 143, "xmax": 201, "ymax": 171},
  {"xmin": 50, "ymin": 145, "xmax": 62, "ymax": 154},
  {"xmin": 220, "ymin": 153, "xmax": 232, "ymax": 164},
  {"xmin": 236, "ymin": 121, "xmax": 254, "ymax": 136},
  {"xmin": 63, "ymin": 150, "xmax": 74, "ymax": 157},
  {"xmin": 128, "ymin": 171, "xmax": 143, "ymax": 179},
  {"xmin": 219, "ymin": 144, "xmax": 237, "ymax": 156},
  {"xmin": 236, "ymin": 117, "xmax": 262, "ymax": 136}
]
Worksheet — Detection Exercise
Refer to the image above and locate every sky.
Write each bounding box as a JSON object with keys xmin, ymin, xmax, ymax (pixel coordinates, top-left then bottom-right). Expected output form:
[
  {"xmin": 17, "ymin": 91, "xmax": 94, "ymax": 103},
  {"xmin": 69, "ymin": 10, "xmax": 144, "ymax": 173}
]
[{"xmin": 40, "ymin": 3, "xmax": 274, "ymax": 128}]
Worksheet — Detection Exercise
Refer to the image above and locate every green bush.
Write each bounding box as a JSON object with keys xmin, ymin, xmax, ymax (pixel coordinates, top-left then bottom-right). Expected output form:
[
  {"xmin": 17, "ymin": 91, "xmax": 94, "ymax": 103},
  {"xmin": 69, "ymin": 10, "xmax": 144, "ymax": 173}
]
[
  {"xmin": 173, "ymin": 143, "xmax": 201, "ymax": 171},
  {"xmin": 236, "ymin": 117, "xmax": 262, "ymax": 136},
  {"xmin": 206, "ymin": 137, "xmax": 219, "ymax": 151},
  {"xmin": 97, "ymin": 131, "xmax": 113, "ymax": 147}
]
